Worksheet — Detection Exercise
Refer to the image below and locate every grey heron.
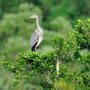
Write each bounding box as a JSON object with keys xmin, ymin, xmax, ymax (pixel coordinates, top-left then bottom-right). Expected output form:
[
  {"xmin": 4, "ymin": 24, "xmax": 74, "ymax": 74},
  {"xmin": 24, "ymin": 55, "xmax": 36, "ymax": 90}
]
[{"xmin": 29, "ymin": 14, "xmax": 44, "ymax": 51}]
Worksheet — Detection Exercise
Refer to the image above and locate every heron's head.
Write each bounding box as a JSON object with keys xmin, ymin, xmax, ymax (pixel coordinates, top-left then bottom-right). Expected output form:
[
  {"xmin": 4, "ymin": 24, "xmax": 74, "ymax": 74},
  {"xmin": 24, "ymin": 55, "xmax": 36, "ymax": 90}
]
[{"xmin": 29, "ymin": 14, "xmax": 38, "ymax": 19}]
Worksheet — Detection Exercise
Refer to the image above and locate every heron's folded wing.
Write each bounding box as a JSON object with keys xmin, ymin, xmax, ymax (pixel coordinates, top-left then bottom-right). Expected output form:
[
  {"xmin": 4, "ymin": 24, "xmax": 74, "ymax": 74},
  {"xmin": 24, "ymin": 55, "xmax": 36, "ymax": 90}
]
[
  {"xmin": 30, "ymin": 31, "xmax": 39, "ymax": 48},
  {"xmin": 36, "ymin": 36, "xmax": 43, "ymax": 47}
]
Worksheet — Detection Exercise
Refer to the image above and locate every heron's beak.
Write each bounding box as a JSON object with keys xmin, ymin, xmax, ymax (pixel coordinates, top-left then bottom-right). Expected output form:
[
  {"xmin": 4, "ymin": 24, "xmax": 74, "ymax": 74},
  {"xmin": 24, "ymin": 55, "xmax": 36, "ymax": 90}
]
[{"xmin": 29, "ymin": 16, "xmax": 34, "ymax": 18}]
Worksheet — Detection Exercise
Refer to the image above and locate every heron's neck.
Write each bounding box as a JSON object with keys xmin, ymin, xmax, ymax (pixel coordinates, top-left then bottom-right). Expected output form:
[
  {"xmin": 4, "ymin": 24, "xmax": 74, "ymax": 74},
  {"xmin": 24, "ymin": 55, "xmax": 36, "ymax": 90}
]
[{"xmin": 36, "ymin": 17, "xmax": 40, "ymax": 29}]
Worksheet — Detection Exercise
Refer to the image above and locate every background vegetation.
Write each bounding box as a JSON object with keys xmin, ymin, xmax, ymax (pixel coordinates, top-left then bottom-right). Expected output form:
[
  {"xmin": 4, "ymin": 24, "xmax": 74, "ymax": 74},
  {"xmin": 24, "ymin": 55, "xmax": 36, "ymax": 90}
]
[{"xmin": 0, "ymin": 0, "xmax": 90, "ymax": 90}]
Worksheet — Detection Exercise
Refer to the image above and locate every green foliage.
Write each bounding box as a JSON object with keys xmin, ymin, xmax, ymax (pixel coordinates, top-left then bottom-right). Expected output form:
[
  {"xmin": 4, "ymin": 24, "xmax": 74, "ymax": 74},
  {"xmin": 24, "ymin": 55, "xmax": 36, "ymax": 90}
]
[
  {"xmin": 1, "ymin": 18, "xmax": 90, "ymax": 89},
  {"xmin": 0, "ymin": 0, "xmax": 90, "ymax": 89},
  {"xmin": 0, "ymin": 4, "xmax": 43, "ymax": 89},
  {"xmin": 49, "ymin": 0, "xmax": 76, "ymax": 20},
  {"xmin": 0, "ymin": 0, "xmax": 89, "ymax": 27},
  {"xmin": 0, "ymin": 67, "xmax": 41, "ymax": 90},
  {"xmin": 0, "ymin": 0, "xmax": 36, "ymax": 13},
  {"xmin": 54, "ymin": 79, "xmax": 74, "ymax": 90},
  {"xmin": 49, "ymin": 16, "xmax": 73, "ymax": 33},
  {"xmin": 0, "ymin": 3, "xmax": 43, "ymax": 62},
  {"xmin": 0, "ymin": 37, "xmax": 28, "ymax": 61},
  {"xmin": 0, "ymin": 66, "xmax": 14, "ymax": 90},
  {"xmin": 75, "ymin": 0, "xmax": 90, "ymax": 15},
  {"xmin": 74, "ymin": 19, "xmax": 90, "ymax": 49},
  {"xmin": 48, "ymin": 0, "xmax": 90, "ymax": 26}
]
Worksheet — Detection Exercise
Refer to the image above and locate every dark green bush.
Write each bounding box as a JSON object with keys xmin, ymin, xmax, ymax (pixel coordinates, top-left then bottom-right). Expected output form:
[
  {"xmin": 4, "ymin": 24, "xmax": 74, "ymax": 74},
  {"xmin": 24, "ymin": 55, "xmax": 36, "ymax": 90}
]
[{"xmin": 74, "ymin": 19, "xmax": 90, "ymax": 49}]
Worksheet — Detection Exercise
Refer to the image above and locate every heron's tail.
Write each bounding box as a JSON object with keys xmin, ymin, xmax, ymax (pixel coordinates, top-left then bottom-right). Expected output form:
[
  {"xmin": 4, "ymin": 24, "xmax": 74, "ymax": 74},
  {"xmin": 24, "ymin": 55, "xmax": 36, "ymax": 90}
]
[
  {"xmin": 31, "ymin": 47, "xmax": 36, "ymax": 51},
  {"xmin": 31, "ymin": 42, "xmax": 37, "ymax": 51}
]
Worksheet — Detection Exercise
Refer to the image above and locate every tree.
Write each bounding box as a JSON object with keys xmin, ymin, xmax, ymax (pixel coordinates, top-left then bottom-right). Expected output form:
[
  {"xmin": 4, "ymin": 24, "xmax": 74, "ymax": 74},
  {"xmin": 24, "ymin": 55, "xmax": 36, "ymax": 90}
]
[{"xmin": 1, "ymin": 18, "xmax": 90, "ymax": 89}]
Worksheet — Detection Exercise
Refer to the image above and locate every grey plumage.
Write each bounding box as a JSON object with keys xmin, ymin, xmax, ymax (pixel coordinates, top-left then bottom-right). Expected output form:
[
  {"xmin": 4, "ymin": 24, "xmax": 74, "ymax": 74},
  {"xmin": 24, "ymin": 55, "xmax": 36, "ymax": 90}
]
[{"xmin": 29, "ymin": 14, "xmax": 43, "ymax": 51}]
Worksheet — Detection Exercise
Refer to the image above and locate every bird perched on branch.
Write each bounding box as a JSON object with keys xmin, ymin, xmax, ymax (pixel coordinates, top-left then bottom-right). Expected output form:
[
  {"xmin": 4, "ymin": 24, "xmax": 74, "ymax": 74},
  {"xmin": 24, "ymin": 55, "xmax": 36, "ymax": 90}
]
[{"xmin": 29, "ymin": 14, "xmax": 44, "ymax": 51}]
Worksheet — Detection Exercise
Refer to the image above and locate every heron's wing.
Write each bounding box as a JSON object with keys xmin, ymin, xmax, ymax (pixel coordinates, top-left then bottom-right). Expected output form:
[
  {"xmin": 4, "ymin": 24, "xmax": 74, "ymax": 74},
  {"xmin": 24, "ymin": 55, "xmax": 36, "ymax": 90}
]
[
  {"xmin": 30, "ymin": 31, "xmax": 39, "ymax": 48},
  {"xmin": 36, "ymin": 36, "xmax": 43, "ymax": 48}
]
